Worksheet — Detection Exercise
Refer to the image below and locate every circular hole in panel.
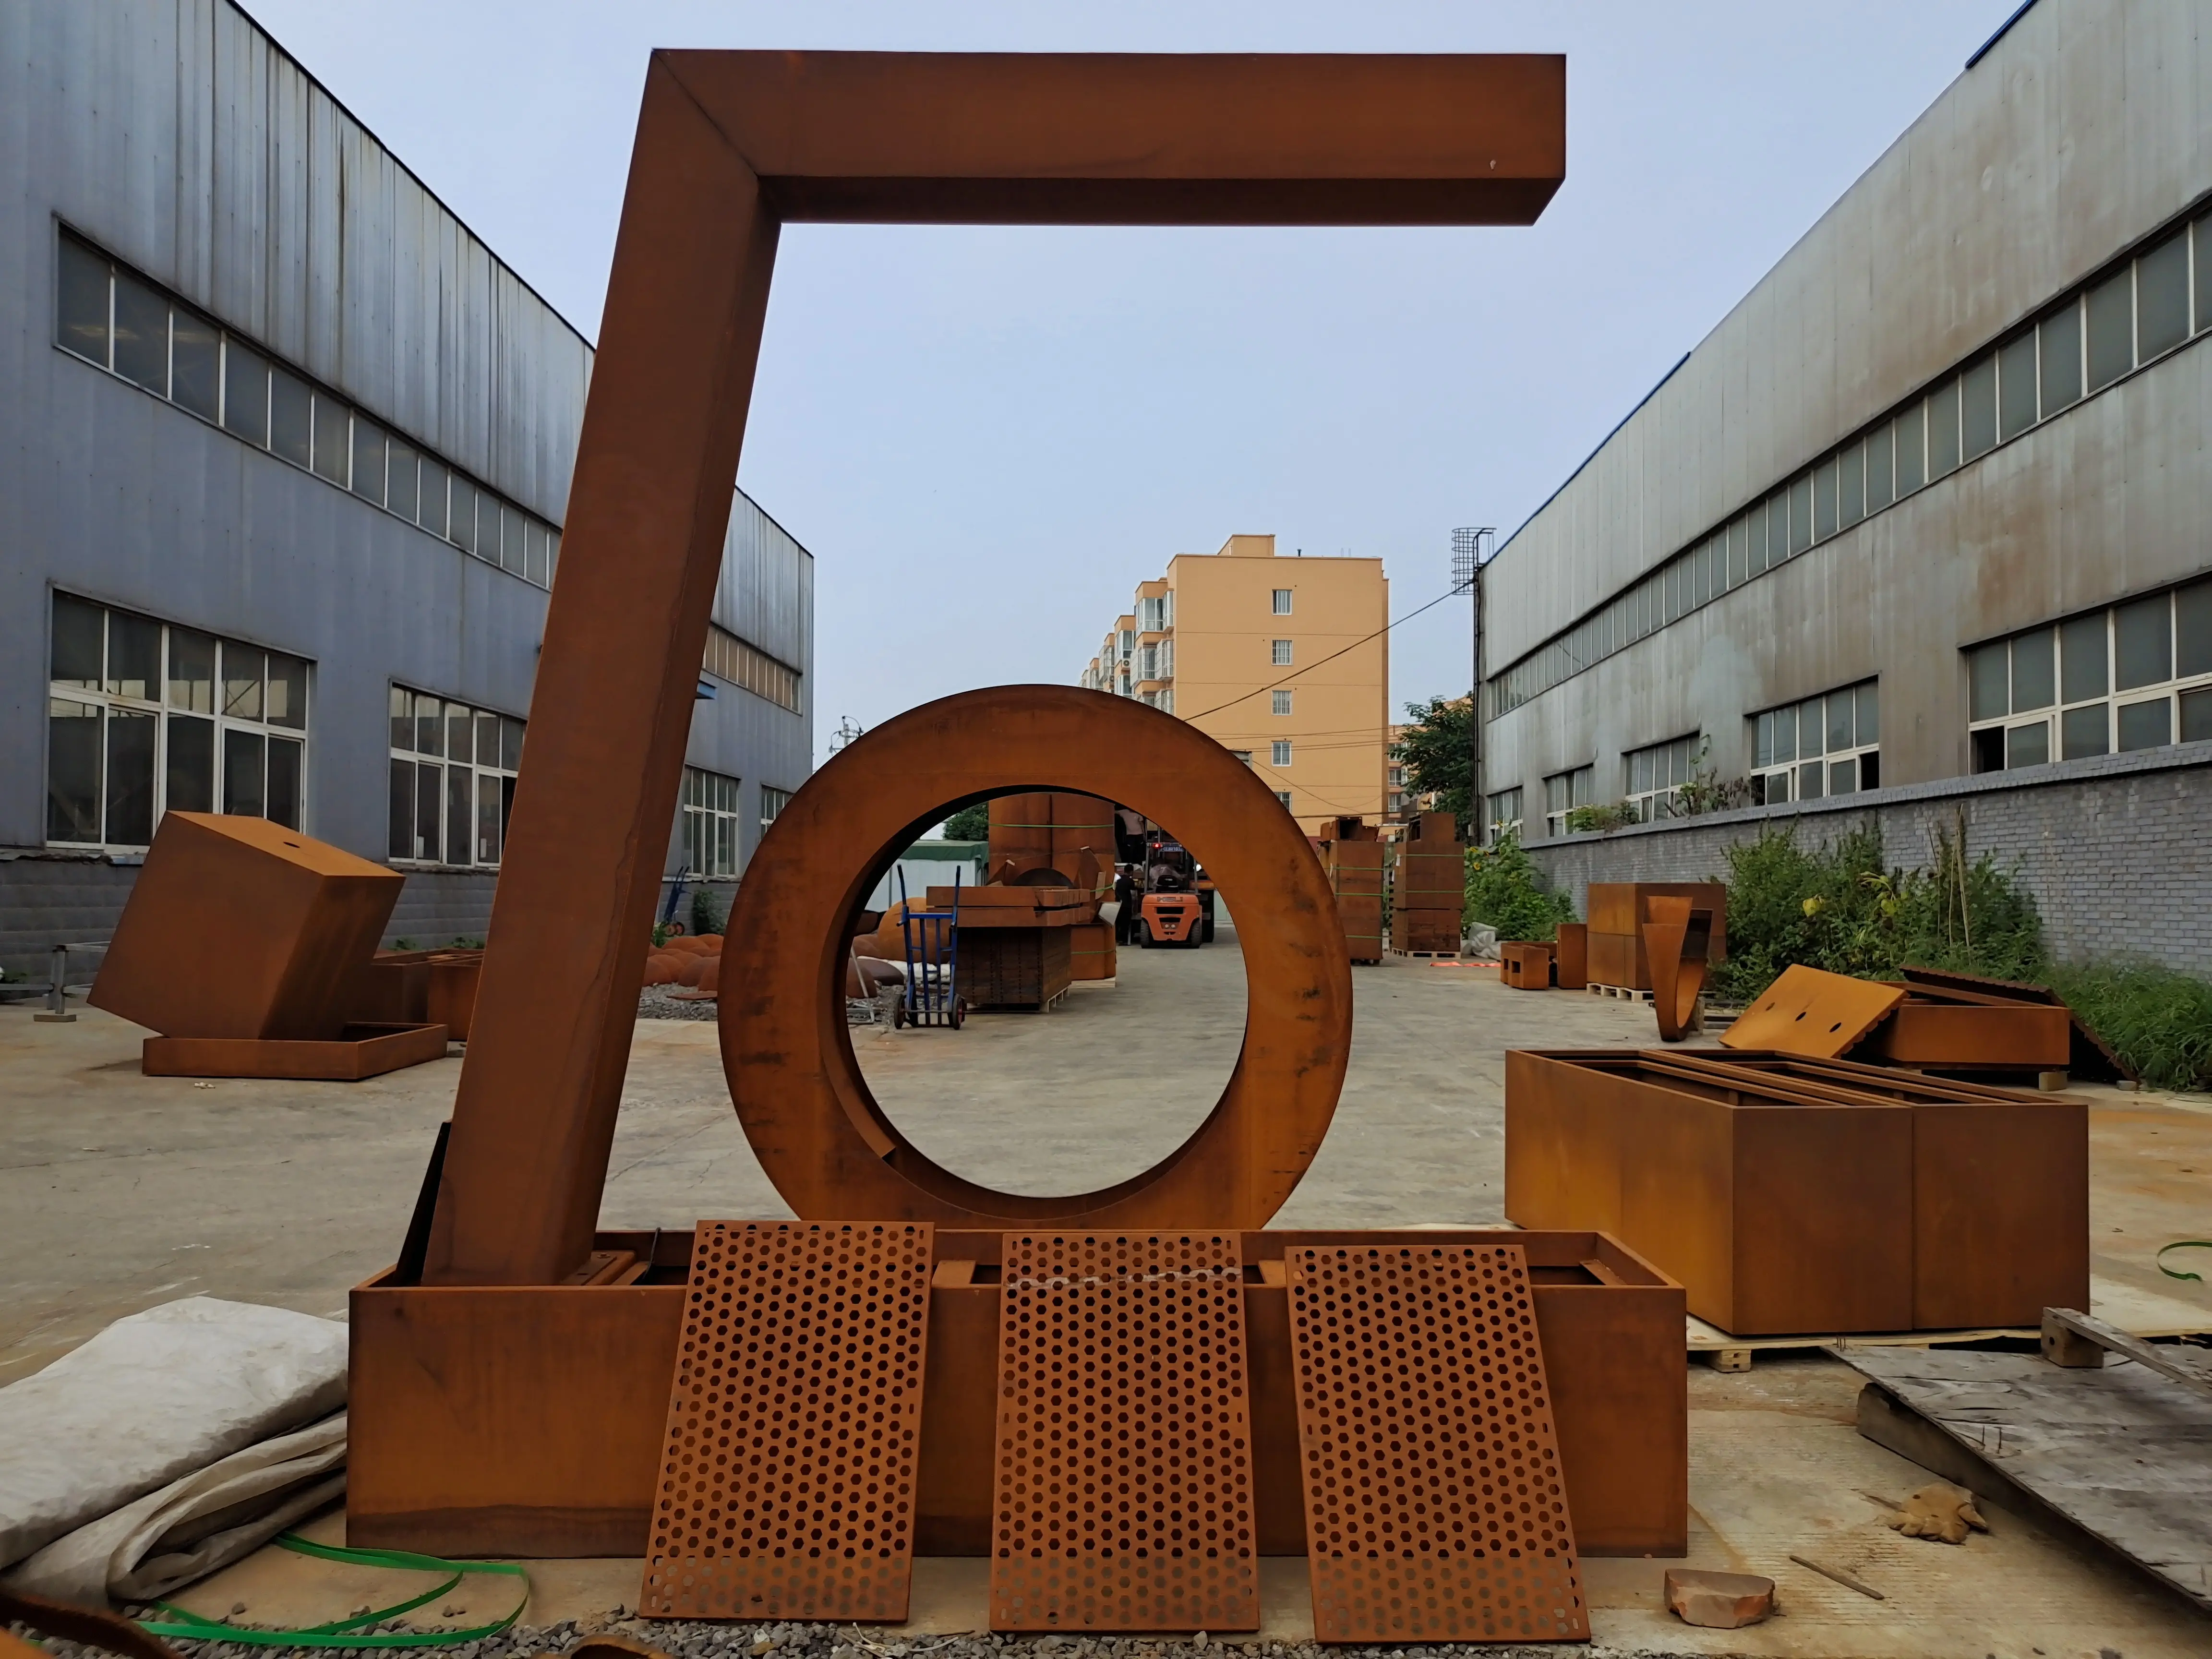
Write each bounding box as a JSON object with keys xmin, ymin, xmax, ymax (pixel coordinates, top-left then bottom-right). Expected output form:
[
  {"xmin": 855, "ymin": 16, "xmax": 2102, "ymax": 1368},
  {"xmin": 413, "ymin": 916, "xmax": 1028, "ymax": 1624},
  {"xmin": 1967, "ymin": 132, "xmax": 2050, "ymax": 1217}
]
[{"xmin": 849, "ymin": 792, "xmax": 1248, "ymax": 1198}]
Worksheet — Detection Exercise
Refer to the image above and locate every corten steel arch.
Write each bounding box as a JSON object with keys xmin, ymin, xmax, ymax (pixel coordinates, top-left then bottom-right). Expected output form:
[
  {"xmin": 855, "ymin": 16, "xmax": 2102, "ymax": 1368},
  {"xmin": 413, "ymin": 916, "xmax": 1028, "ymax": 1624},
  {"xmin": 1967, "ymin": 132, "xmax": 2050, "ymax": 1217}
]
[
  {"xmin": 721, "ymin": 685, "xmax": 1350, "ymax": 1226},
  {"xmin": 424, "ymin": 51, "xmax": 1566, "ymax": 1286}
]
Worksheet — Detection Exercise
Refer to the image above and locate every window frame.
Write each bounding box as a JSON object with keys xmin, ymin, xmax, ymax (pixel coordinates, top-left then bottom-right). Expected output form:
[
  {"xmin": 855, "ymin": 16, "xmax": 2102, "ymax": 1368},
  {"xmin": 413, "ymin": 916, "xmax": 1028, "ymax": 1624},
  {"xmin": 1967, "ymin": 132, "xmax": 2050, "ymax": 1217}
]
[
  {"xmin": 46, "ymin": 593, "xmax": 311, "ymax": 852},
  {"xmin": 386, "ymin": 685, "xmax": 522, "ymax": 869},
  {"xmin": 1750, "ymin": 680, "xmax": 1880, "ymax": 804},
  {"xmin": 1967, "ymin": 581, "xmax": 2212, "ymax": 772}
]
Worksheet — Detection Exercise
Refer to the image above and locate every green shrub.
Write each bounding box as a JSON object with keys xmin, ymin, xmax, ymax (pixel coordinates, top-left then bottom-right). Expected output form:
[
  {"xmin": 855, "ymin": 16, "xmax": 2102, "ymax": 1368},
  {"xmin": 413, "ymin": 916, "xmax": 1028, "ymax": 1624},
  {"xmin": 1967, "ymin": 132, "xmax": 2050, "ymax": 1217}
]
[
  {"xmin": 2044, "ymin": 962, "xmax": 2212, "ymax": 1093},
  {"xmin": 1710, "ymin": 814, "xmax": 2045, "ymax": 1003},
  {"xmin": 691, "ymin": 886, "xmax": 725, "ymax": 937},
  {"xmin": 1464, "ymin": 831, "xmax": 1574, "ymax": 942}
]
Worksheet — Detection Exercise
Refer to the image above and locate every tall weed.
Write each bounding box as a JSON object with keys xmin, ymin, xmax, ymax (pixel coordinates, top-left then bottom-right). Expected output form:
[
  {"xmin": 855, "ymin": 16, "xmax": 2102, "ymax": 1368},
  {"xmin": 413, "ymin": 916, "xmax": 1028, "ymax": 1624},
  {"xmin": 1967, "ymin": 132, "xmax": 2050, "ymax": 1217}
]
[{"xmin": 1464, "ymin": 832, "xmax": 1575, "ymax": 942}]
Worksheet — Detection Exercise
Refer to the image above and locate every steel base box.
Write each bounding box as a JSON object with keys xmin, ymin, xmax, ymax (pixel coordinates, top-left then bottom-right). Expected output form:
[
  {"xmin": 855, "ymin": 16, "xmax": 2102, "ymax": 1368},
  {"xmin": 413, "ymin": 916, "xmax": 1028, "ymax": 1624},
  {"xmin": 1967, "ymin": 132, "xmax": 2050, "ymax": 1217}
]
[
  {"xmin": 349, "ymin": 1226, "xmax": 1687, "ymax": 1561},
  {"xmin": 1504, "ymin": 1049, "xmax": 2087, "ymax": 1335}
]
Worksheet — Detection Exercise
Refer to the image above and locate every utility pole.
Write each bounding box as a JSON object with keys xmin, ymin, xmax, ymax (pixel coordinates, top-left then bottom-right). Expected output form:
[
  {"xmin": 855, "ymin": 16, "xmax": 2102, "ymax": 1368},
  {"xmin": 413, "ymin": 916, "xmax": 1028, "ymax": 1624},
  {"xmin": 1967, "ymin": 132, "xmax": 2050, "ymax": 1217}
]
[{"xmin": 1451, "ymin": 527, "xmax": 1497, "ymax": 841}]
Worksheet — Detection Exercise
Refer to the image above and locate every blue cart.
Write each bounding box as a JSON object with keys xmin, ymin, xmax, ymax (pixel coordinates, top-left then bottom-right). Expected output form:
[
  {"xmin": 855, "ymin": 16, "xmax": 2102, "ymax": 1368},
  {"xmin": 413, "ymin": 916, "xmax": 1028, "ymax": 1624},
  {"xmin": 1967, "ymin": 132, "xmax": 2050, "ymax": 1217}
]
[{"xmin": 892, "ymin": 867, "xmax": 966, "ymax": 1030}]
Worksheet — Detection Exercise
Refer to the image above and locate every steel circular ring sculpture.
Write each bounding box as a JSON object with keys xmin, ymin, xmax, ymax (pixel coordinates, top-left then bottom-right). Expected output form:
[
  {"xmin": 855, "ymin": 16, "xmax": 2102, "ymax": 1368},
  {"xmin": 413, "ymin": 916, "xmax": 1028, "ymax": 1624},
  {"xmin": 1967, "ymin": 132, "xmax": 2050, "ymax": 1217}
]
[{"xmin": 720, "ymin": 685, "xmax": 1354, "ymax": 1227}]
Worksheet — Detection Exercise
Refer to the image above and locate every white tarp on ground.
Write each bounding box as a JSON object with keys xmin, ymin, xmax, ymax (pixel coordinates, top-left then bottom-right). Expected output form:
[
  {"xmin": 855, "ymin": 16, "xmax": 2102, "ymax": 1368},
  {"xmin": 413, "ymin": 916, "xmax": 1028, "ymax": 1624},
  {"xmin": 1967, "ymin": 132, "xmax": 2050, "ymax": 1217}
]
[
  {"xmin": 6, "ymin": 1412, "xmax": 347, "ymax": 1605},
  {"xmin": 0, "ymin": 1298, "xmax": 347, "ymax": 1577}
]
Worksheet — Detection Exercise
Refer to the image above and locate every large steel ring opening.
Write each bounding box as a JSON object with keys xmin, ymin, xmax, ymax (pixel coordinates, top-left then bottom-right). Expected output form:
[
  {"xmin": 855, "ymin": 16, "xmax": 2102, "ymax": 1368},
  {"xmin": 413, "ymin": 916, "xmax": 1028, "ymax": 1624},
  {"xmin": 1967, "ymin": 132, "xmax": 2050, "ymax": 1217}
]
[{"xmin": 719, "ymin": 685, "xmax": 1352, "ymax": 1227}]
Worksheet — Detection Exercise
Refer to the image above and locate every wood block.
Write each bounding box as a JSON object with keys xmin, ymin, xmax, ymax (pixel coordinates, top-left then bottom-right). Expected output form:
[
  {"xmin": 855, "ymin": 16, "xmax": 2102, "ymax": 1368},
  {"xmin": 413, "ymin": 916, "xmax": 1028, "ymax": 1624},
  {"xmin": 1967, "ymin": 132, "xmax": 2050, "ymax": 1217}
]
[{"xmin": 90, "ymin": 811, "xmax": 403, "ymax": 1041}]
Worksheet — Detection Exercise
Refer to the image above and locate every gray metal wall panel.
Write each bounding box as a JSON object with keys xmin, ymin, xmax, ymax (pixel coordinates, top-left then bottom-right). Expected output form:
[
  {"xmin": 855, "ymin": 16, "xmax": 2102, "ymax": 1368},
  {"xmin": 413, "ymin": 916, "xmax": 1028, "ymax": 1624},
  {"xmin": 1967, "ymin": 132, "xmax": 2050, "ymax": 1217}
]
[
  {"xmin": 1488, "ymin": 0, "xmax": 2210, "ymax": 667},
  {"xmin": 0, "ymin": 0, "xmax": 814, "ymax": 971},
  {"xmin": 1483, "ymin": 343, "xmax": 2212, "ymax": 809},
  {"xmin": 19, "ymin": 0, "xmax": 590, "ymax": 526}
]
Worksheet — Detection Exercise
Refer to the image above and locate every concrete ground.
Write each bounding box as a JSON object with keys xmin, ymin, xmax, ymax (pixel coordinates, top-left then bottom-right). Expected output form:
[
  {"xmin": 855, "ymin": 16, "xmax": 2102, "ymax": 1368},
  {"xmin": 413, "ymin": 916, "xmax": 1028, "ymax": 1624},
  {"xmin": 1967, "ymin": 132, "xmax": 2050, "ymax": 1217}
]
[{"xmin": 5, "ymin": 917, "xmax": 2212, "ymax": 1654}]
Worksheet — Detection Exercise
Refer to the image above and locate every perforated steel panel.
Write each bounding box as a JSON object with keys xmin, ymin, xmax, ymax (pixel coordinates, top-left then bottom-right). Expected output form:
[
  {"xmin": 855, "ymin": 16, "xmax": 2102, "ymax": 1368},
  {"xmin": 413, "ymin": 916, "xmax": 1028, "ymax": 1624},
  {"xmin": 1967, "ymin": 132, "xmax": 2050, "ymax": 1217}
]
[
  {"xmin": 990, "ymin": 1233, "xmax": 1259, "ymax": 1633},
  {"xmin": 1286, "ymin": 1243, "xmax": 1588, "ymax": 1644},
  {"xmin": 640, "ymin": 1221, "xmax": 934, "ymax": 1622}
]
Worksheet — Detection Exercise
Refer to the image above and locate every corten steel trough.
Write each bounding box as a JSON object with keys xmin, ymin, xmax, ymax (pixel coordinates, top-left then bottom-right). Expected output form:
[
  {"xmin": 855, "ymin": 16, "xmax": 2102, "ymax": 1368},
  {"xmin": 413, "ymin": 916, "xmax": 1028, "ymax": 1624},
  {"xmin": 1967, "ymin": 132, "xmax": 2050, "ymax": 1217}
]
[
  {"xmin": 1504, "ymin": 1049, "xmax": 2088, "ymax": 1335},
  {"xmin": 349, "ymin": 1226, "xmax": 1685, "ymax": 1561}
]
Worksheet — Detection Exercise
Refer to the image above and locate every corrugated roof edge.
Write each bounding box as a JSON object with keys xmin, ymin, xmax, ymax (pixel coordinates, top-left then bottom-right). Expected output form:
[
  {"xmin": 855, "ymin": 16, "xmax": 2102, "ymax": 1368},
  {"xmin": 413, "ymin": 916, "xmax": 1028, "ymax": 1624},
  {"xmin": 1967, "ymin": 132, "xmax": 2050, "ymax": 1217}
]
[
  {"xmin": 1967, "ymin": 0, "xmax": 2045, "ymax": 71},
  {"xmin": 231, "ymin": 0, "xmax": 597, "ymax": 355},
  {"xmin": 1491, "ymin": 351, "xmax": 1689, "ymax": 569},
  {"xmin": 735, "ymin": 486, "xmax": 818, "ymax": 564}
]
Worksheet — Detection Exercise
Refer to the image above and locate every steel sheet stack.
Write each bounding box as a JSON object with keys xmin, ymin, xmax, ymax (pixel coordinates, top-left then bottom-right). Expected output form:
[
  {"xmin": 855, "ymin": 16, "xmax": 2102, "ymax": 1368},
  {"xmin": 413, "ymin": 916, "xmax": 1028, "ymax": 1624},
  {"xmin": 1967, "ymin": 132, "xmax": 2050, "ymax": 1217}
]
[
  {"xmin": 1316, "ymin": 817, "xmax": 1384, "ymax": 964},
  {"xmin": 1583, "ymin": 882, "xmax": 1728, "ymax": 991},
  {"xmin": 1391, "ymin": 811, "xmax": 1466, "ymax": 955}
]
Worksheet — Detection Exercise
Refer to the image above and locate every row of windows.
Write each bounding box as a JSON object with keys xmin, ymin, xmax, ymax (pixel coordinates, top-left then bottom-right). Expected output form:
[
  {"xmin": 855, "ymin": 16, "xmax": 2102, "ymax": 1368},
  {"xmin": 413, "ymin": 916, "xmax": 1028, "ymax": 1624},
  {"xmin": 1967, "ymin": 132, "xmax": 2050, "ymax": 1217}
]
[
  {"xmin": 1753, "ymin": 681, "xmax": 1881, "ymax": 804},
  {"xmin": 56, "ymin": 231, "xmax": 563, "ymax": 590},
  {"xmin": 1968, "ymin": 580, "xmax": 2212, "ymax": 773},
  {"xmin": 704, "ymin": 624, "xmax": 805, "ymax": 716},
  {"xmin": 387, "ymin": 689, "xmax": 524, "ymax": 867},
  {"xmin": 1491, "ymin": 203, "xmax": 2212, "ymax": 720},
  {"xmin": 47, "ymin": 595, "xmax": 308, "ymax": 848}
]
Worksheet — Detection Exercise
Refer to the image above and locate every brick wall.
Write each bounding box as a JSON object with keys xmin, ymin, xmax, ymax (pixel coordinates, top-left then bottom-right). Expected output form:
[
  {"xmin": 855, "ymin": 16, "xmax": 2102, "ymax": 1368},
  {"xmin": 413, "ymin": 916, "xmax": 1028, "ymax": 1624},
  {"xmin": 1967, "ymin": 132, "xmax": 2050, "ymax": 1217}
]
[
  {"xmin": 1522, "ymin": 742, "xmax": 2212, "ymax": 974},
  {"xmin": 0, "ymin": 855, "xmax": 499, "ymax": 980}
]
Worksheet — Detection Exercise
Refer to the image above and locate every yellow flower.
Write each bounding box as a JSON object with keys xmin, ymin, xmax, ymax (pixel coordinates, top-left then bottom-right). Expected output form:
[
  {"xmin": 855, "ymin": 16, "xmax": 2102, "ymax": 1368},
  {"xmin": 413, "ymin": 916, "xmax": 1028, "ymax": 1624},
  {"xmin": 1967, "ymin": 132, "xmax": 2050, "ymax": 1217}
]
[{"xmin": 1801, "ymin": 896, "xmax": 1826, "ymax": 918}]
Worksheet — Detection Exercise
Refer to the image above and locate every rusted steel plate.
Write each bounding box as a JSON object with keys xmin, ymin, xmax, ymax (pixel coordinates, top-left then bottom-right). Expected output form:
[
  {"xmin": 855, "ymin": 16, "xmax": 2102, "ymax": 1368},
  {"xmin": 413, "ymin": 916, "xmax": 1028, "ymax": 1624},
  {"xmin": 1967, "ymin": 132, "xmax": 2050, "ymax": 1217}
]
[
  {"xmin": 990, "ymin": 1233, "xmax": 1258, "ymax": 1633},
  {"xmin": 1286, "ymin": 1242, "xmax": 1587, "ymax": 1643},
  {"xmin": 640, "ymin": 1221, "xmax": 933, "ymax": 1622},
  {"xmin": 1866, "ymin": 999, "xmax": 2073, "ymax": 1068},
  {"xmin": 425, "ymin": 48, "xmax": 1564, "ymax": 1286},
  {"xmin": 1719, "ymin": 963, "xmax": 1904, "ymax": 1058},
  {"xmin": 718, "ymin": 687, "xmax": 1349, "ymax": 1230}
]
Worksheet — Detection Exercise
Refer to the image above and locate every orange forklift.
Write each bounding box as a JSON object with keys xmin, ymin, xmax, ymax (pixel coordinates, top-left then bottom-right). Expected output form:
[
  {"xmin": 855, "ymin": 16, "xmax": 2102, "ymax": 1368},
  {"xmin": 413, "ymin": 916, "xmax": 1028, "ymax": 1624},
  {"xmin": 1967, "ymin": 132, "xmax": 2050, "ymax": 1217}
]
[{"xmin": 1135, "ymin": 834, "xmax": 1215, "ymax": 949}]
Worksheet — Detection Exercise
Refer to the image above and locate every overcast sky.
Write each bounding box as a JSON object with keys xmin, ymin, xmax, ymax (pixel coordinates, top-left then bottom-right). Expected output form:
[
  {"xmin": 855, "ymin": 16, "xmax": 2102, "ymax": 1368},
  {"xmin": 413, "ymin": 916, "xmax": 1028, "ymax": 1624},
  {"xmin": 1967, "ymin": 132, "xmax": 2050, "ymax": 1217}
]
[{"xmin": 250, "ymin": 0, "xmax": 2013, "ymax": 761}]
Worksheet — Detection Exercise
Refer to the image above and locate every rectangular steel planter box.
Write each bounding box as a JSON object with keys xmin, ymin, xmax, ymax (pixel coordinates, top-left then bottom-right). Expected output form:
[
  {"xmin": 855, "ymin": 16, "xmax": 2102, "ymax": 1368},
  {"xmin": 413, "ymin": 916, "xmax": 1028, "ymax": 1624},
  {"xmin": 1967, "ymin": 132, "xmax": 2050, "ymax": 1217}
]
[
  {"xmin": 1504, "ymin": 1049, "xmax": 2087, "ymax": 1335},
  {"xmin": 350, "ymin": 1226, "xmax": 1686, "ymax": 1561}
]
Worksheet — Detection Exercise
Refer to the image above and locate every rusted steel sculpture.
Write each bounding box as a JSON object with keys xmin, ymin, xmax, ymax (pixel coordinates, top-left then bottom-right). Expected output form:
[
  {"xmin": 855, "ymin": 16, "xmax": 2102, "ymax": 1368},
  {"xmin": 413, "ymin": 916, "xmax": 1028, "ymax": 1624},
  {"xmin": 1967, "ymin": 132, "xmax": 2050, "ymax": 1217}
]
[
  {"xmin": 418, "ymin": 48, "xmax": 1566, "ymax": 1289},
  {"xmin": 1641, "ymin": 893, "xmax": 1711, "ymax": 1043},
  {"xmin": 344, "ymin": 48, "xmax": 1638, "ymax": 1636},
  {"xmin": 722, "ymin": 687, "xmax": 1347, "ymax": 1227},
  {"xmin": 90, "ymin": 812, "xmax": 446, "ymax": 1080}
]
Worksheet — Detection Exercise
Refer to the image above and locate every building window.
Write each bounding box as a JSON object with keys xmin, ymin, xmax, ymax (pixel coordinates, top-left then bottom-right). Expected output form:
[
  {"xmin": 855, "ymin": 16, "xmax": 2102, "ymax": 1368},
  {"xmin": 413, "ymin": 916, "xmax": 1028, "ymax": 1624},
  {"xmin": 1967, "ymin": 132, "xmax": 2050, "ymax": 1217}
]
[
  {"xmin": 1232, "ymin": 750, "xmax": 1253, "ymax": 766},
  {"xmin": 387, "ymin": 687, "xmax": 521, "ymax": 866},
  {"xmin": 1140, "ymin": 643, "xmax": 1158, "ymax": 680},
  {"xmin": 1488, "ymin": 204, "xmax": 2212, "ymax": 720},
  {"xmin": 759, "ymin": 785, "xmax": 793, "ymax": 837},
  {"xmin": 1274, "ymin": 790, "xmax": 1294, "ymax": 809},
  {"xmin": 1624, "ymin": 735, "xmax": 1700, "ymax": 822},
  {"xmin": 1272, "ymin": 740, "xmax": 1294, "ymax": 767},
  {"xmin": 1272, "ymin": 689, "xmax": 1294, "ymax": 716},
  {"xmin": 1272, "ymin": 639, "xmax": 1294, "ymax": 667},
  {"xmin": 1139, "ymin": 595, "xmax": 1170, "ymax": 632},
  {"xmin": 1967, "ymin": 578, "xmax": 2212, "ymax": 773},
  {"xmin": 682, "ymin": 767, "xmax": 740, "ymax": 878},
  {"xmin": 55, "ymin": 228, "xmax": 560, "ymax": 591},
  {"xmin": 703, "ymin": 624, "xmax": 803, "ymax": 715},
  {"xmin": 1158, "ymin": 689, "xmax": 1174, "ymax": 714},
  {"xmin": 1387, "ymin": 765, "xmax": 1405, "ymax": 787},
  {"xmin": 1542, "ymin": 766, "xmax": 1592, "ymax": 838},
  {"xmin": 1752, "ymin": 681, "xmax": 1880, "ymax": 803},
  {"xmin": 1272, "ymin": 589, "xmax": 1293, "ymax": 615},
  {"xmin": 46, "ymin": 593, "xmax": 311, "ymax": 849},
  {"xmin": 1486, "ymin": 786, "xmax": 1524, "ymax": 844}
]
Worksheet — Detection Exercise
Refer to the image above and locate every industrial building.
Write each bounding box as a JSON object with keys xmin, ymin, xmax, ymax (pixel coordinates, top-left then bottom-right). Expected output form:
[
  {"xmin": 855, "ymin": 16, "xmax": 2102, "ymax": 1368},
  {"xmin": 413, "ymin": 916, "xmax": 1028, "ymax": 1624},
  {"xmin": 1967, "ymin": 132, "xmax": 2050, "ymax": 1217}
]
[
  {"xmin": 0, "ymin": 0, "xmax": 813, "ymax": 975},
  {"xmin": 1080, "ymin": 534, "xmax": 1389, "ymax": 833},
  {"xmin": 1483, "ymin": 0, "xmax": 2212, "ymax": 970}
]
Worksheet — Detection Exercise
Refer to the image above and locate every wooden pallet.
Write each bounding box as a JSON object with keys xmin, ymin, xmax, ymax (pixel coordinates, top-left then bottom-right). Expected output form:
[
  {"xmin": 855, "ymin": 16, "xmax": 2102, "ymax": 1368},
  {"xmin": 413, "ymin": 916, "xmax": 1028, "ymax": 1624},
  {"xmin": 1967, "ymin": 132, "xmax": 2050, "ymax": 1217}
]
[
  {"xmin": 1585, "ymin": 981, "xmax": 1653, "ymax": 1003},
  {"xmin": 1389, "ymin": 948, "xmax": 1464, "ymax": 960}
]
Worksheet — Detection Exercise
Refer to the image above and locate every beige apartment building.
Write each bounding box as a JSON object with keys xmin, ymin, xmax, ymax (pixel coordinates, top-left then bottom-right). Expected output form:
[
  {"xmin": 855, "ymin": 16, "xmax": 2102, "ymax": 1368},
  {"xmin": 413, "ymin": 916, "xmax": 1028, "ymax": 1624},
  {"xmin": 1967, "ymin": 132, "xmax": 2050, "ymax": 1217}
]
[{"xmin": 1080, "ymin": 535, "xmax": 1389, "ymax": 833}]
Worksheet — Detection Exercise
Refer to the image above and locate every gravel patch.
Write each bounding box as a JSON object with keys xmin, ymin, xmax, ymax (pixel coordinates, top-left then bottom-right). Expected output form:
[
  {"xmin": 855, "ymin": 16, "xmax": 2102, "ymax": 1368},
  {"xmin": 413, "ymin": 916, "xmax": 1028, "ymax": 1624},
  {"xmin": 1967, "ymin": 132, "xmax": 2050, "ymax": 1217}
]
[
  {"xmin": 637, "ymin": 989, "xmax": 718, "ymax": 1022},
  {"xmin": 20, "ymin": 1621, "xmax": 1677, "ymax": 1659}
]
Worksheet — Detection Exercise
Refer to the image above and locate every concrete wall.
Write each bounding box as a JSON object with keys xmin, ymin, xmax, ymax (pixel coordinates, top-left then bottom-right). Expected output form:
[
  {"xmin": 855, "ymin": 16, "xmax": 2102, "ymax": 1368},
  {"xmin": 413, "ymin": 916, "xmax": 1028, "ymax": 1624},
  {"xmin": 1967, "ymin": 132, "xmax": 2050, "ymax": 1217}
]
[{"xmin": 1524, "ymin": 743, "xmax": 2212, "ymax": 974}]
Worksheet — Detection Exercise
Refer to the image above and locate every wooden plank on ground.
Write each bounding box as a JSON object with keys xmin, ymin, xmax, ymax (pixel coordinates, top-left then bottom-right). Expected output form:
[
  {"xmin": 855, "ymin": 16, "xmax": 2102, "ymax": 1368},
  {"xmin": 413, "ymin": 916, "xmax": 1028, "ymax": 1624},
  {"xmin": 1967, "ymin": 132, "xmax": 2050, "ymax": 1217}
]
[{"xmin": 1839, "ymin": 1343, "xmax": 2212, "ymax": 1611}]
